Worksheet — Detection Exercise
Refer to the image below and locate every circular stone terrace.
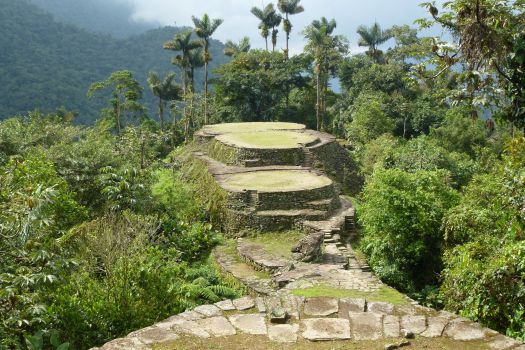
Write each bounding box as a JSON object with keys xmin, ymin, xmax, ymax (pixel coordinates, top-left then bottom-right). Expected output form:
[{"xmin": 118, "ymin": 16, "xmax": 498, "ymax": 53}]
[
  {"xmin": 219, "ymin": 170, "xmax": 333, "ymax": 193},
  {"xmin": 200, "ymin": 122, "xmax": 306, "ymax": 136}
]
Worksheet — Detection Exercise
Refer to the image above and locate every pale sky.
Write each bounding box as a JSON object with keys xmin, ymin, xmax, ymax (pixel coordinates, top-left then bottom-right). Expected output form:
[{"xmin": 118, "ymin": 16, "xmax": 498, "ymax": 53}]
[{"xmin": 126, "ymin": 0, "xmax": 447, "ymax": 54}]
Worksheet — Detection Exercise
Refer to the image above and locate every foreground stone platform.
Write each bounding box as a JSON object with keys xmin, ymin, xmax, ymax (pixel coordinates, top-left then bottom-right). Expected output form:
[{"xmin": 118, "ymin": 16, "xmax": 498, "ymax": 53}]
[{"xmin": 92, "ymin": 295, "xmax": 524, "ymax": 350}]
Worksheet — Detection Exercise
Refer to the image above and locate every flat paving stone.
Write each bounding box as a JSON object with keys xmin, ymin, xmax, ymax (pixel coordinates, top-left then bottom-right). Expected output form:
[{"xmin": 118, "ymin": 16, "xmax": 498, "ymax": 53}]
[
  {"xmin": 268, "ymin": 324, "xmax": 299, "ymax": 343},
  {"xmin": 233, "ymin": 296, "xmax": 255, "ymax": 310},
  {"xmin": 255, "ymin": 297, "xmax": 267, "ymax": 313},
  {"xmin": 171, "ymin": 320, "xmax": 210, "ymax": 338},
  {"xmin": 443, "ymin": 319, "xmax": 487, "ymax": 341},
  {"xmin": 197, "ymin": 316, "xmax": 236, "ymax": 337},
  {"xmin": 421, "ymin": 316, "xmax": 449, "ymax": 338},
  {"xmin": 401, "ymin": 315, "xmax": 427, "ymax": 334},
  {"xmin": 229, "ymin": 314, "xmax": 267, "ymax": 335},
  {"xmin": 383, "ymin": 315, "xmax": 400, "ymax": 338},
  {"xmin": 178, "ymin": 310, "xmax": 204, "ymax": 321},
  {"xmin": 101, "ymin": 337, "xmax": 149, "ymax": 350},
  {"xmin": 338, "ymin": 298, "xmax": 366, "ymax": 318},
  {"xmin": 215, "ymin": 299, "xmax": 236, "ymax": 311},
  {"xmin": 129, "ymin": 327, "xmax": 179, "ymax": 345},
  {"xmin": 367, "ymin": 302, "xmax": 394, "ymax": 314},
  {"xmin": 302, "ymin": 318, "xmax": 351, "ymax": 341},
  {"xmin": 282, "ymin": 295, "xmax": 301, "ymax": 319},
  {"xmin": 394, "ymin": 304, "xmax": 418, "ymax": 316},
  {"xmin": 194, "ymin": 304, "xmax": 222, "ymax": 317},
  {"xmin": 303, "ymin": 297, "xmax": 339, "ymax": 317},
  {"xmin": 155, "ymin": 316, "xmax": 184, "ymax": 330},
  {"xmin": 487, "ymin": 334, "xmax": 523, "ymax": 349},
  {"xmin": 349, "ymin": 312, "xmax": 383, "ymax": 340}
]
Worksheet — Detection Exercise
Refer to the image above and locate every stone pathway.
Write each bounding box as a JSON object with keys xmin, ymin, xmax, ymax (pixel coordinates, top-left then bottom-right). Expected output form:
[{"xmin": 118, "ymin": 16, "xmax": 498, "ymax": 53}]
[{"xmin": 92, "ymin": 295, "xmax": 524, "ymax": 350}]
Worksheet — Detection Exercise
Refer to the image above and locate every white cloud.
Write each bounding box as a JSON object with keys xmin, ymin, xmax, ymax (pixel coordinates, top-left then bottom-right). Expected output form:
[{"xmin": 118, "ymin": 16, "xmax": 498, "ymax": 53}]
[{"xmin": 127, "ymin": 0, "xmax": 444, "ymax": 54}]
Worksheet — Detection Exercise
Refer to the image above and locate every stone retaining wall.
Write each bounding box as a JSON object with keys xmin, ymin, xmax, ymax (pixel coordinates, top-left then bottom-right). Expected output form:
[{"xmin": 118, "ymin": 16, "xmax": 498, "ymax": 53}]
[{"xmin": 93, "ymin": 295, "xmax": 525, "ymax": 350}]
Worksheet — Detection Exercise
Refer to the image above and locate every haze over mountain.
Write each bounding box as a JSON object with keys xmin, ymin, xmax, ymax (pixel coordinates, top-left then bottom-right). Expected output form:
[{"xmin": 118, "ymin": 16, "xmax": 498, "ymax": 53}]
[
  {"xmin": 0, "ymin": 0, "xmax": 227, "ymax": 123},
  {"xmin": 29, "ymin": 0, "xmax": 160, "ymax": 38}
]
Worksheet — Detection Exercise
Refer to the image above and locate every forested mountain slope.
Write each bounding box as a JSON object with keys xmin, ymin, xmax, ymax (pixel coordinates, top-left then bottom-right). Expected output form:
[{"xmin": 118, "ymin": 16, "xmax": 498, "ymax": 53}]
[
  {"xmin": 0, "ymin": 0, "xmax": 228, "ymax": 124},
  {"xmin": 29, "ymin": 0, "xmax": 158, "ymax": 38}
]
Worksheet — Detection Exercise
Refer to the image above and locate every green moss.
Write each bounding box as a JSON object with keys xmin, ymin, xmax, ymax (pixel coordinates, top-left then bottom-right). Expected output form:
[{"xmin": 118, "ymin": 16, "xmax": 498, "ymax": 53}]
[
  {"xmin": 291, "ymin": 284, "xmax": 408, "ymax": 305},
  {"xmin": 245, "ymin": 230, "xmax": 306, "ymax": 259}
]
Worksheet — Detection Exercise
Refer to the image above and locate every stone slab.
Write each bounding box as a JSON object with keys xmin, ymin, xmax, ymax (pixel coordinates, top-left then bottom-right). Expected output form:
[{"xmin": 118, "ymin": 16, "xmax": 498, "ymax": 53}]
[
  {"xmin": 178, "ymin": 310, "xmax": 204, "ymax": 321},
  {"xmin": 421, "ymin": 316, "xmax": 449, "ymax": 338},
  {"xmin": 349, "ymin": 312, "xmax": 383, "ymax": 340},
  {"xmin": 233, "ymin": 296, "xmax": 255, "ymax": 310},
  {"xmin": 215, "ymin": 299, "xmax": 236, "ymax": 311},
  {"xmin": 383, "ymin": 315, "xmax": 400, "ymax": 338},
  {"xmin": 338, "ymin": 298, "xmax": 366, "ymax": 318},
  {"xmin": 197, "ymin": 316, "xmax": 237, "ymax": 337},
  {"xmin": 488, "ymin": 335, "xmax": 523, "ymax": 349},
  {"xmin": 194, "ymin": 304, "xmax": 222, "ymax": 317},
  {"xmin": 367, "ymin": 302, "xmax": 394, "ymax": 314},
  {"xmin": 282, "ymin": 295, "xmax": 301, "ymax": 319},
  {"xmin": 268, "ymin": 324, "xmax": 299, "ymax": 343},
  {"xmin": 171, "ymin": 320, "xmax": 210, "ymax": 338},
  {"xmin": 302, "ymin": 318, "xmax": 351, "ymax": 341},
  {"xmin": 129, "ymin": 327, "xmax": 179, "ymax": 345},
  {"xmin": 401, "ymin": 315, "xmax": 427, "ymax": 334},
  {"xmin": 303, "ymin": 297, "xmax": 339, "ymax": 317},
  {"xmin": 255, "ymin": 297, "xmax": 267, "ymax": 313},
  {"xmin": 443, "ymin": 319, "xmax": 487, "ymax": 341},
  {"xmin": 229, "ymin": 314, "xmax": 267, "ymax": 335},
  {"xmin": 100, "ymin": 337, "xmax": 149, "ymax": 350}
]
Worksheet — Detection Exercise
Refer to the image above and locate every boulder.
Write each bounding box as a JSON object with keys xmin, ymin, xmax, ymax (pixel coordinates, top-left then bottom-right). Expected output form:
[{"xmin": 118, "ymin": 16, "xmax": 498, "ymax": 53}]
[{"xmin": 291, "ymin": 232, "xmax": 324, "ymax": 262}]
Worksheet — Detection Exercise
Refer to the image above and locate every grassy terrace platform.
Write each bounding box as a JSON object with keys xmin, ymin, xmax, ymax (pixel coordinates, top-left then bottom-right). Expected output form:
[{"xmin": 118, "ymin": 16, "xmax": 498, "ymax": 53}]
[
  {"xmin": 220, "ymin": 170, "xmax": 332, "ymax": 192},
  {"xmin": 216, "ymin": 130, "xmax": 318, "ymax": 149},
  {"xmin": 200, "ymin": 122, "xmax": 306, "ymax": 135}
]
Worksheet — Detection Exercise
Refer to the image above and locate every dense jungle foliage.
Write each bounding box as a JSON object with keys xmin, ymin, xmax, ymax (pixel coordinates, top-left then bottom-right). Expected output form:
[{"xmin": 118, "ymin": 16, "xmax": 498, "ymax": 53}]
[{"xmin": 1, "ymin": 0, "xmax": 524, "ymax": 348}]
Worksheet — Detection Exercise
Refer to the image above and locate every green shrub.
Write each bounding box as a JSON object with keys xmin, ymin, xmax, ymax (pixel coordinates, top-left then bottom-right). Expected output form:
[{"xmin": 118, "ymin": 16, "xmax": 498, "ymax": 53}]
[{"xmin": 359, "ymin": 168, "xmax": 459, "ymax": 292}]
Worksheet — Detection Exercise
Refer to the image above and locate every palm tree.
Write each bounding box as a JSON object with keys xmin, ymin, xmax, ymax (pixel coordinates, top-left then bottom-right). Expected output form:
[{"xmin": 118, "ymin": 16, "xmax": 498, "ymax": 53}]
[
  {"xmin": 147, "ymin": 71, "xmax": 182, "ymax": 130},
  {"xmin": 357, "ymin": 22, "xmax": 392, "ymax": 62},
  {"xmin": 192, "ymin": 14, "xmax": 224, "ymax": 125},
  {"xmin": 304, "ymin": 17, "xmax": 338, "ymax": 131},
  {"xmin": 187, "ymin": 48, "xmax": 205, "ymax": 92},
  {"xmin": 277, "ymin": 0, "xmax": 304, "ymax": 58},
  {"xmin": 223, "ymin": 37, "xmax": 251, "ymax": 57},
  {"xmin": 163, "ymin": 30, "xmax": 202, "ymax": 95},
  {"xmin": 251, "ymin": 4, "xmax": 275, "ymax": 51},
  {"xmin": 267, "ymin": 7, "xmax": 282, "ymax": 52}
]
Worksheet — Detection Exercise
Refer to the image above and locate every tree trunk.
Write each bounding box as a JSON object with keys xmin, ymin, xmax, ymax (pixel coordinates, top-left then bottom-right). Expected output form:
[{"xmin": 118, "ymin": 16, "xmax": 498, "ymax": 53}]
[
  {"xmin": 316, "ymin": 70, "xmax": 321, "ymax": 131},
  {"xmin": 285, "ymin": 14, "xmax": 290, "ymax": 59},
  {"xmin": 115, "ymin": 97, "xmax": 121, "ymax": 135},
  {"xmin": 204, "ymin": 59, "xmax": 209, "ymax": 125},
  {"xmin": 159, "ymin": 97, "xmax": 164, "ymax": 129},
  {"xmin": 265, "ymin": 36, "xmax": 268, "ymax": 51}
]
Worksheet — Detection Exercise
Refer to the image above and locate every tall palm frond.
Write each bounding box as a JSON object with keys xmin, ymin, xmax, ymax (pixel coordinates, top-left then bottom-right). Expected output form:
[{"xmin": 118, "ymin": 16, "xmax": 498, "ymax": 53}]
[
  {"xmin": 357, "ymin": 22, "xmax": 392, "ymax": 62},
  {"xmin": 278, "ymin": 0, "xmax": 304, "ymax": 57},
  {"xmin": 223, "ymin": 37, "xmax": 251, "ymax": 57}
]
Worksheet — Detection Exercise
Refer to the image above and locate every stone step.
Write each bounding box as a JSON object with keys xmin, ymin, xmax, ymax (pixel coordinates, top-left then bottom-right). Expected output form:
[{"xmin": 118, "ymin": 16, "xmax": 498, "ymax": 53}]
[{"xmin": 256, "ymin": 209, "xmax": 329, "ymax": 222}]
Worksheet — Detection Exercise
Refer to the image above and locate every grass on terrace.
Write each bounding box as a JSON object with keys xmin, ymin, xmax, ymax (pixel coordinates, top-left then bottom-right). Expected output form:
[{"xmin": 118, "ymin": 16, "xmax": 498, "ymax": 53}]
[
  {"xmin": 202, "ymin": 122, "xmax": 305, "ymax": 134},
  {"xmin": 291, "ymin": 284, "xmax": 408, "ymax": 305},
  {"xmin": 244, "ymin": 230, "xmax": 307, "ymax": 259},
  {"xmin": 221, "ymin": 170, "xmax": 332, "ymax": 192},
  {"xmin": 217, "ymin": 130, "xmax": 318, "ymax": 149}
]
